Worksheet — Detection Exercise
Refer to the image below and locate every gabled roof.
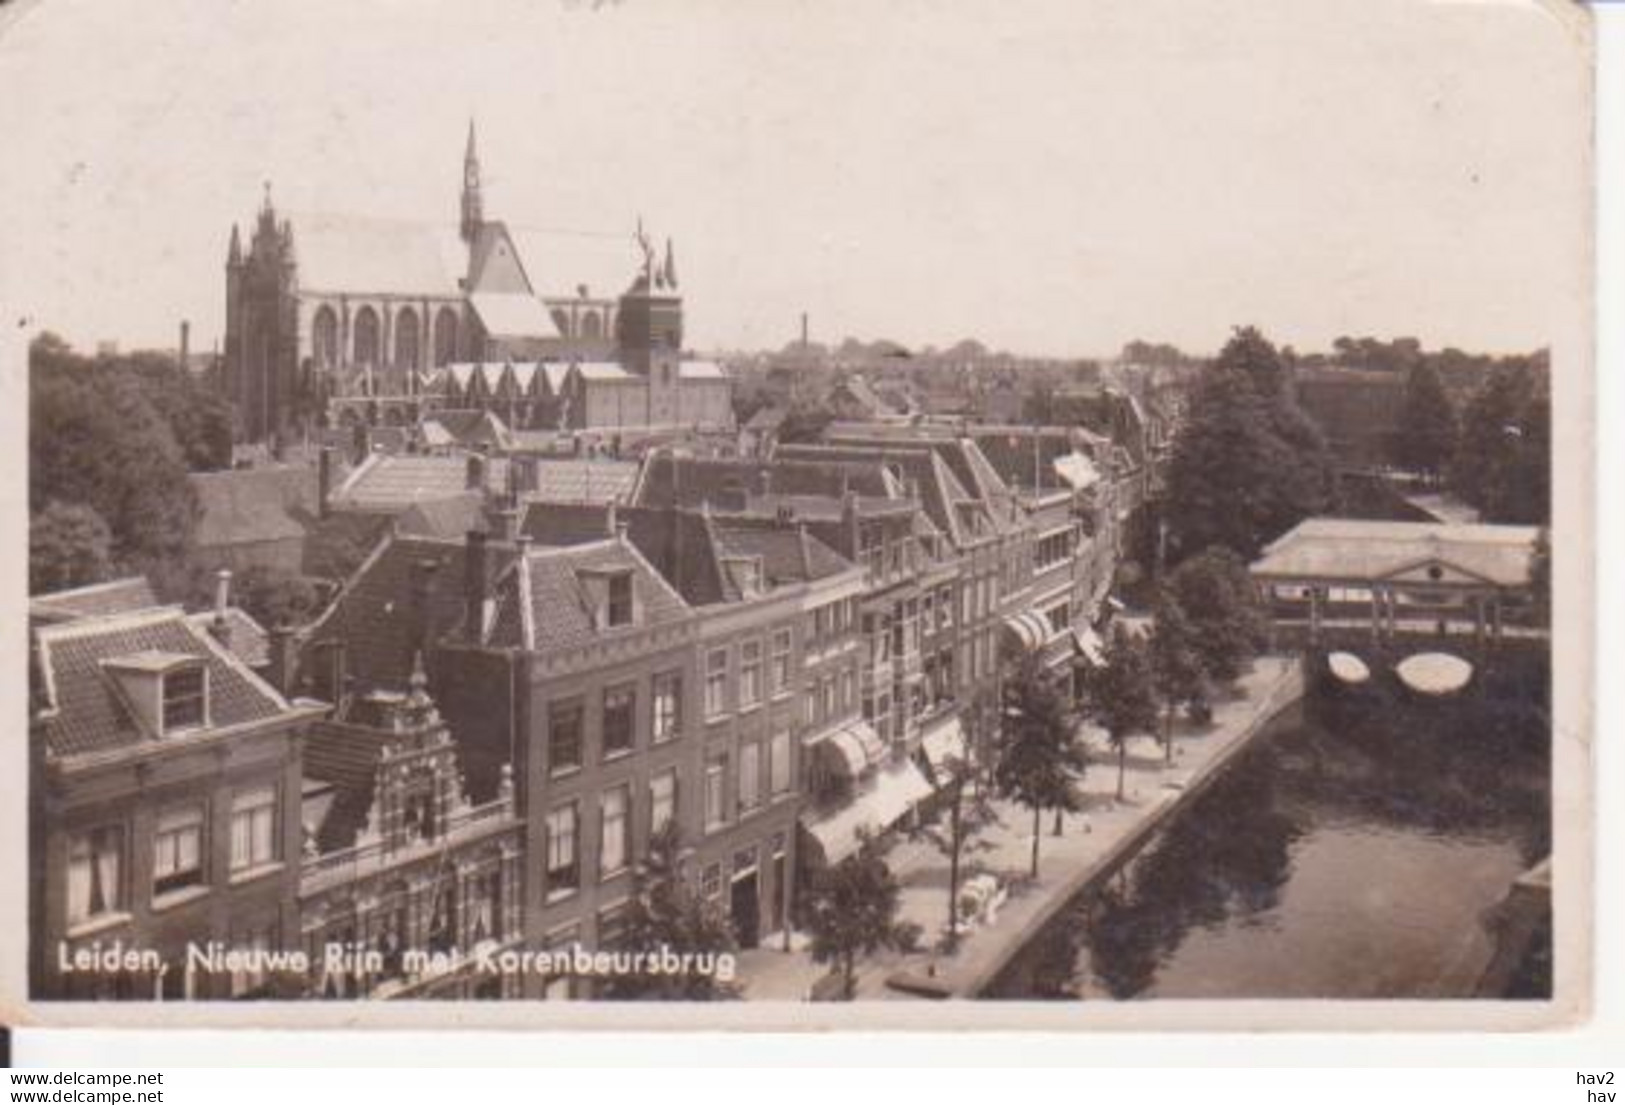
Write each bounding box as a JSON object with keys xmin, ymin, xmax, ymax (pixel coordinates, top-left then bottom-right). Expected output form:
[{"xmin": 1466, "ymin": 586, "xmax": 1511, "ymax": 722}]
[
  {"xmin": 31, "ymin": 577, "xmax": 160, "ymax": 625},
  {"xmin": 1251, "ymin": 519, "xmax": 1540, "ymax": 587},
  {"xmin": 469, "ymin": 292, "xmax": 561, "ymax": 341},
  {"xmin": 190, "ymin": 466, "xmax": 317, "ymax": 548},
  {"xmin": 185, "ymin": 607, "xmax": 272, "ymax": 669},
  {"xmin": 485, "ymin": 538, "xmax": 692, "ymax": 653},
  {"xmin": 34, "ymin": 607, "xmax": 291, "ymax": 759},
  {"xmin": 330, "ymin": 453, "xmax": 510, "ymax": 514},
  {"xmin": 287, "ymin": 212, "xmax": 466, "ymax": 297},
  {"xmin": 396, "ymin": 492, "xmax": 489, "ymax": 540},
  {"xmin": 706, "ymin": 515, "xmax": 854, "ymax": 600}
]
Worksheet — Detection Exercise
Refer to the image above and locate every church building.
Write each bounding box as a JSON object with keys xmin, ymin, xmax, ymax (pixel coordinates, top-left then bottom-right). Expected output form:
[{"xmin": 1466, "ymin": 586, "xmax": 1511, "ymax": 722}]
[{"xmin": 223, "ymin": 123, "xmax": 732, "ymax": 445}]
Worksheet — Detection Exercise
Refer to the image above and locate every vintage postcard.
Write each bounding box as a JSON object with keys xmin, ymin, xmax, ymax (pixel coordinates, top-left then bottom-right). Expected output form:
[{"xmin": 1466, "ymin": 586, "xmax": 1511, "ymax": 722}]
[{"xmin": 0, "ymin": 0, "xmax": 1593, "ymax": 1031}]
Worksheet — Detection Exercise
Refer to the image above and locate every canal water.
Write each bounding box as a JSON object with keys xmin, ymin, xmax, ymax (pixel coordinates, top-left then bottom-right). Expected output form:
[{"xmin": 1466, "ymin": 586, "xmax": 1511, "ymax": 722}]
[{"xmin": 988, "ymin": 684, "xmax": 1551, "ymax": 1000}]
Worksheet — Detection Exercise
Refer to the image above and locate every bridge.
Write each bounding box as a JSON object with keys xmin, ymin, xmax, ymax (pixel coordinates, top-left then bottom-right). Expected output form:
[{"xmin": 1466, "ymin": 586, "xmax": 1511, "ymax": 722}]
[{"xmin": 1250, "ymin": 518, "xmax": 1546, "ymax": 693}]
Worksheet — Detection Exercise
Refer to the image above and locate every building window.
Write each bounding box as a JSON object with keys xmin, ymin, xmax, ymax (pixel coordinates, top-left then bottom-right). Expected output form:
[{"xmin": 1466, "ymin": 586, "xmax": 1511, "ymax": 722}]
[
  {"xmin": 469, "ymin": 867, "xmax": 503, "ymax": 943},
  {"xmin": 66, "ymin": 825, "xmax": 124, "ymax": 926},
  {"xmin": 769, "ymin": 730, "xmax": 792, "ymax": 797},
  {"xmin": 162, "ymin": 666, "xmax": 206, "ymax": 733},
  {"xmin": 769, "ymin": 629, "xmax": 792, "ymax": 694},
  {"xmin": 704, "ymin": 752, "xmax": 728, "ymax": 830},
  {"xmin": 153, "ymin": 804, "xmax": 205, "ymax": 898},
  {"xmin": 650, "ymin": 770, "xmax": 678, "ymax": 837},
  {"xmin": 229, "ymin": 786, "xmax": 278, "ymax": 872},
  {"xmin": 607, "ymin": 573, "xmax": 634, "ymax": 627},
  {"xmin": 700, "ymin": 862, "xmax": 723, "ymax": 901},
  {"xmin": 841, "ymin": 668, "xmax": 856, "ymax": 713},
  {"xmin": 739, "ymin": 640, "xmax": 763, "ymax": 709},
  {"xmin": 652, "ymin": 671, "xmax": 682, "ymax": 743},
  {"xmin": 821, "ymin": 675, "xmax": 837, "ymax": 719},
  {"xmin": 549, "ymin": 699, "xmax": 584, "ymax": 776},
  {"xmin": 603, "ymin": 683, "xmax": 636, "ymax": 758},
  {"xmin": 601, "ymin": 787, "xmax": 630, "ymax": 878},
  {"xmin": 1045, "ymin": 602, "xmax": 1070, "ymax": 636},
  {"xmin": 545, "ymin": 803, "xmax": 579, "ymax": 899},
  {"xmin": 704, "ymin": 648, "xmax": 729, "ymax": 718},
  {"xmin": 738, "ymin": 742, "xmax": 762, "ymax": 813}
]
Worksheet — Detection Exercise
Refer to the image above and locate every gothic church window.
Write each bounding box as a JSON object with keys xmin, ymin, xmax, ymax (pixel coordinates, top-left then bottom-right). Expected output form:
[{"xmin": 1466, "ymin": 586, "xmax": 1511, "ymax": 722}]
[
  {"xmin": 313, "ymin": 306, "xmax": 338, "ymax": 368},
  {"xmin": 353, "ymin": 306, "xmax": 380, "ymax": 366},
  {"xmin": 395, "ymin": 307, "xmax": 420, "ymax": 370},
  {"xmin": 434, "ymin": 307, "xmax": 459, "ymax": 367}
]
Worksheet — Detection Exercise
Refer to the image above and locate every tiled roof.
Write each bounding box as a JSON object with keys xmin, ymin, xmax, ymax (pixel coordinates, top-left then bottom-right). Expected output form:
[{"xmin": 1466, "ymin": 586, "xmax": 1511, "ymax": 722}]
[
  {"xmin": 330, "ymin": 453, "xmax": 509, "ymax": 514},
  {"xmin": 34, "ymin": 608, "xmax": 290, "ymax": 759},
  {"xmin": 31, "ymin": 577, "xmax": 159, "ymax": 624},
  {"xmin": 396, "ymin": 493, "xmax": 489, "ymax": 540},
  {"xmin": 185, "ymin": 607, "xmax": 272, "ymax": 668},
  {"xmin": 191, "ymin": 467, "xmax": 314, "ymax": 548},
  {"xmin": 631, "ymin": 455, "xmax": 892, "ymax": 511},
  {"xmin": 288, "ymin": 212, "xmax": 465, "ymax": 297},
  {"xmin": 470, "ymin": 292, "xmax": 561, "ymax": 341},
  {"xmin": 708, "ymin": 515, "xmax": 853, "ymax": 597},
  {"xmin": 486, "ymin": 539, "xmax": 692, "ymax": 653},
  {"xmin": 529, "ymin": 459, "xmax": 638, "ymax": 504},
  {"xmin": 299, "ymin": 511, "xmax": 394, "ymax": 581},
  {"xmin": 304, "ymin": 534, "xmax": 518, "ymax": 692},
  {"xmin": 302, "ymin": 719, "xmax": 395, "ymax": 853}
]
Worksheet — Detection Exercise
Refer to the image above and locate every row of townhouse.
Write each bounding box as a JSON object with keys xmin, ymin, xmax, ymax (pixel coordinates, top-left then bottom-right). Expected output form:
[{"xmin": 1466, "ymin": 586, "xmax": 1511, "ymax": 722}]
[{"xmin": 28, "ymin": 420, "xmax": 1126, "ymax": 1002}]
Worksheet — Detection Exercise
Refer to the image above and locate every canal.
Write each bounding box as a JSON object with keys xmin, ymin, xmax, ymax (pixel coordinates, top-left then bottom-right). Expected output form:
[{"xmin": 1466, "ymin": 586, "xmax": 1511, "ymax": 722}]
[{"xmin": 987, "ymin": 684, "xmax": 1551, "ymax": 1000}]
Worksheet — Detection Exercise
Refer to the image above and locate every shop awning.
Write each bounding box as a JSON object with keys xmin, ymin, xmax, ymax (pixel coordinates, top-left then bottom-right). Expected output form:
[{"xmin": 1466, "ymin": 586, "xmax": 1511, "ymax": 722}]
[
  {"xmin": 920, "ymin": 716, "xmax": 967, "ymax": 774},
  {"xmin": 1001, "ymin": 611, "xmax": 1052, "ymax": 653},
  {"xmin": 800, "ymin": 758, "xmax": 935, "ymax": 865},
  {"xmin": 813, "ymin": 719, "xmax": 888, "ymax": 779}
]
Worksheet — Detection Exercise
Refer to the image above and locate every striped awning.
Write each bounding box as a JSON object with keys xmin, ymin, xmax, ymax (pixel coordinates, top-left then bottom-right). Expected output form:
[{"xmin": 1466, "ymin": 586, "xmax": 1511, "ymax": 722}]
[
  {"xmin": 1001, "ymin": 611, "xmax": 1052, "ymax": 652},
  {"xmin": 814, "ymin": 720, "xmax": 888, "ymax": 779}
]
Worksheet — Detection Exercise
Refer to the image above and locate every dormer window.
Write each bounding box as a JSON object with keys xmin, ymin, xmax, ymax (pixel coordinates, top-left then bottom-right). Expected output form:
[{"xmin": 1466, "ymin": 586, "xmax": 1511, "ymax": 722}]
[
  {"xmin": 102, "ymin": 651, "xmax": 210, "ymax": 738},
  {"xmin": 163, "ymin": 665, "xmax": 207, "ymax": 732},
  {"xmin": 607, "ymin": 572, "xmax": 634, "ymax": 627},
  {"xmin": 723, "ymin": 556, "xmax": 764, "ymax": 598},
  {"xmin": 577, "ymin": 568, "xmax": 638, "ymax": 629}
]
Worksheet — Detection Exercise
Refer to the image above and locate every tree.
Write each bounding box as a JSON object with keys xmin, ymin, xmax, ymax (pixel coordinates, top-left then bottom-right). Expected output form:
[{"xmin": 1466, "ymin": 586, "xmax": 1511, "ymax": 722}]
[
  {"xmin": 1167, "ymin": 546, "xmax": 1269, "ymax": 685},
  {"xmin": 1451, "ymin": 361, "xmax": 1550, "ymax": 524},
  {"xmin": 31, "ymin": 336, "xmax": 201, "ymax": 570},
  {"xmin": 994, "ymin": 657, "xmax": 1088, "ymax": 877},
  {"xmin": 1392, "ymin": 362, "xmax": 1457, "ymax": 481},
  {"xmin": 601, "ymin": 824, "xmax": 740, "ymax": 1000},
  {"xmin": 910, "ymin": 730, "xmax": 1000, "ymax": 952},
  {"xmin": 30, "ymin": 500, "xmax": 114, "ymax": 594},
  {"xmin": 121, "ymin": 353, "xmax": 233, "ymax": 472},
  {"xmin": 804, "ymin": 833, "xmax": 915, "ymax": 999},
  {"xmin": 776, "ymin": 401, "xmax": 836, "ymax": 445},
  {"xmin": 1148, "ymin": 590, "xmax": 1206, "ymax": 764},
  {"xmin": 229, "ymin": 565, "xmax": 325, "ymax": 629},
  {"xmin": 1165, "ymin": 327, "xmax": 1333, "ymax": 560},
  {"xmin": 1090, "ymin": 623, "xmax": 1161, "ymax": 801}
]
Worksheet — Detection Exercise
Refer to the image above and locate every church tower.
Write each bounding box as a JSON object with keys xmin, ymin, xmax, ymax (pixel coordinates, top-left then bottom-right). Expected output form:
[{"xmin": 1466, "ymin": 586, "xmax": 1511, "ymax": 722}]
[
  {"xmin": 616, "ymin": 226, "xmax": 684, "ymax": 427},
  {"xmin": 460, "ymin": 119, "xmax": 484, "ymax": 246},
  {"xmin": 224, "ymin": 184, "xmax": 301, "ymax": 446}
]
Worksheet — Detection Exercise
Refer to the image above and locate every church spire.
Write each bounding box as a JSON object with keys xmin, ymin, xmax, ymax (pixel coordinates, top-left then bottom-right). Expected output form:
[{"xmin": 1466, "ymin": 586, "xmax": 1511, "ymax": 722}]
[{"xmin": 460, "ymin": 118, "xmax": 483, "ymax": 244}]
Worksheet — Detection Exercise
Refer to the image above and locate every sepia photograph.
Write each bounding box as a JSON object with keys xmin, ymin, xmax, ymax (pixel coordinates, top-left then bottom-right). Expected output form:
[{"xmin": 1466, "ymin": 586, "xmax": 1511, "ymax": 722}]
[{"xmin": 0, "ymin": 0, "xmax": 1593, "ymax": 1030}]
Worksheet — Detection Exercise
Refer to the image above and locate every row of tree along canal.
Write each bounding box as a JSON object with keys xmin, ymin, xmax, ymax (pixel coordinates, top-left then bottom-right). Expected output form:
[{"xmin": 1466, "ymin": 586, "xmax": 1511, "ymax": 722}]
[{"xmin": 985, "ymin": 669, "xmax": 1551, "ymax": 1000}]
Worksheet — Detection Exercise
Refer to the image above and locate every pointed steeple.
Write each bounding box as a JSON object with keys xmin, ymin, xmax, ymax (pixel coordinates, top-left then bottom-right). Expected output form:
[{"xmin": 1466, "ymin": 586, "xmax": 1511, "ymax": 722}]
[
  {"xmin": 460, "ymin": 118, "xmax": 484, "ymax": 244},
  {"xmin": 228, "ymin": 223, "xmax": 242, "ymax": 266}
]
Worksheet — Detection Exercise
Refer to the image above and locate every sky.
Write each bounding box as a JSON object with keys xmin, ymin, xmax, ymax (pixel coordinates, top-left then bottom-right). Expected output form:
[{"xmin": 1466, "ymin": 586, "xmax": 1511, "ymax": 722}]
[{"xmin": 0, "ymin": 0, "xmax": 1592, "ymax": 360}]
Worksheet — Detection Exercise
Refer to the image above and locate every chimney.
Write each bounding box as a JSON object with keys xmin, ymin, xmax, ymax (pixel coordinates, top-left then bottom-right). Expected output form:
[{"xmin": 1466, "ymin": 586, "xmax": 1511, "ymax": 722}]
[
  {"xmin": 179, "ymin": 320, "xmax": 190, "ymax": 372},
  {"xmin": 464, "ymin": 530, "xmax": 489, "ymax": 643},
  {"xmin": 487, "ymin": 503, "xmax": 519, "ymax": 542},
  {"xmin": 317, "ymin": 446, "xmax": 333, "ymax": 519},
  {"xmin": 606, "ymin": 500, "xmax": 619, "ymax": 537},
  {"xmin": 465, "ymin": 452, "xmax": 487, "ymax": 492},
  {"xmin": 209, "ymin": 570, "xmax": 233, "ymax": 650},
  {"xmin": 266, "ymin": 625, "xmax": 296, "ymax": 695}
]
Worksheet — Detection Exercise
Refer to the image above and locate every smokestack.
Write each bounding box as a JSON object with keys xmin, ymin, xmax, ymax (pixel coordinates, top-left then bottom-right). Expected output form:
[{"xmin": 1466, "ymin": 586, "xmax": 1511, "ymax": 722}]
[
  {"xmin": 179, "ymin": 320, "xmax": 190, "ymax": 372},
  {"xmin": 317, "ymin": 447, "xmax": 333, "ymax": 519},
  {"xmin": 800, "ymin": 312, "xmax": 809, "ymax": 349},
  {"xmin": 464, "ymin": 530, "xmax": 489, "ymax": 643},
  {"xmin": 210, "ymin": 570, "xmax": 233, "ymax": 650}
]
